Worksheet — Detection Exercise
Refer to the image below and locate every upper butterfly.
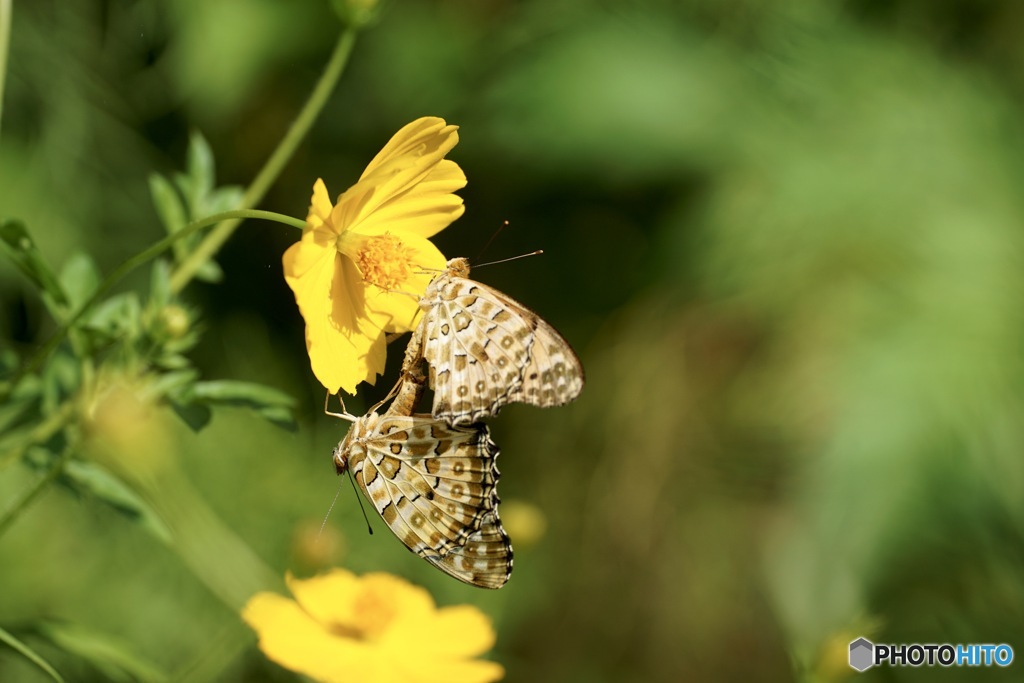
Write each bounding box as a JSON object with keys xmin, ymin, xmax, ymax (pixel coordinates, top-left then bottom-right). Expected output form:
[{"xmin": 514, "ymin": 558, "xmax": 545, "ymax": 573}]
[{"xmin": 405, "ymin": 257, "xmax": 584, "ymax": 426}]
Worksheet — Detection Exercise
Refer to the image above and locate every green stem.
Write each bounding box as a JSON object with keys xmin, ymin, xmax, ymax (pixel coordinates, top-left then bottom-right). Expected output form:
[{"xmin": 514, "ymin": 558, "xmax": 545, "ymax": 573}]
[
  {"xmin": 0, "ymin": 626, "xmax": 66, "ymax": 683},
  {"xmin": 139, "ymin": 466, "xmax": 282, "ymax": 610},
  {"xmin": 2, "ymin": 210, "xmax": 303, "ymax": 399},
  {"xmin": 0, "ymin": 447, "xmax": 69, "ymax": 539},
  {"xmin": 0, "ymin": 0, "xmax": 11, "ymax": 140},
  {"xmin": 169, "ymin": 28, "xmax": 358, "ymax": 293}
]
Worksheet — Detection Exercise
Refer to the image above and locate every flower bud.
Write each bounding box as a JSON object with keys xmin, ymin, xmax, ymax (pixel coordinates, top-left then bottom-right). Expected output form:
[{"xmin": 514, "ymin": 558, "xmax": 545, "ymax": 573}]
[{"xmin": 159, "ymin": 304, "xmax": 190, "ymax": 339}]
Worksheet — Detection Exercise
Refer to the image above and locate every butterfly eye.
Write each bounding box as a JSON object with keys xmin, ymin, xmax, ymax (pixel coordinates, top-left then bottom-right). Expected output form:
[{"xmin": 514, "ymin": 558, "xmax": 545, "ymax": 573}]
[{"xmin": 333, "ymin": 447, "xmax": 348, "ymax": 473}]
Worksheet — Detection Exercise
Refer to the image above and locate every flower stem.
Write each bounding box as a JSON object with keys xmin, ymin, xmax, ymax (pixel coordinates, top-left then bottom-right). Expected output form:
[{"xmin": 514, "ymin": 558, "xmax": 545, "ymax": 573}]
[
  {"xmin": 0, "ymin": 0, "xmax": 11, "ymax": 139},
  {"xmin": 127, "ymin": 464, "xmax": 283, "ymax": 611},
  {"xmin": 1, "ymin": 210, "xmax": 304, "ymax": 400},
  {"xmin": 169, "ymin": 28, "xmax": 358, "ymax": 294}
]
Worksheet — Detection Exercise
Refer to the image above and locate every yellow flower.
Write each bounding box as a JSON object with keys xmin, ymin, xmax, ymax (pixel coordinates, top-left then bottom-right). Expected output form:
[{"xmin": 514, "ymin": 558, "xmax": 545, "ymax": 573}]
[
  {"xmin": 242, "ymin": 570, "xmax": 504, "ymax": 683},
  {"xmin": 498, "ymin": 500, "xmax": 547, "ymax": 547},
  {"xmin": 283, "ymin": 117, "xmax": 465, "ymax": 394}
]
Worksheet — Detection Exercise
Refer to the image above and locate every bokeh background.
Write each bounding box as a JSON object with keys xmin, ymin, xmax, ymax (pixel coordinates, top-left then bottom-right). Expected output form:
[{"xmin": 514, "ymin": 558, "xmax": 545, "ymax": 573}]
[{"xmin": 4, "ymin": 0, "xmax": 1024, "ymax": 681}]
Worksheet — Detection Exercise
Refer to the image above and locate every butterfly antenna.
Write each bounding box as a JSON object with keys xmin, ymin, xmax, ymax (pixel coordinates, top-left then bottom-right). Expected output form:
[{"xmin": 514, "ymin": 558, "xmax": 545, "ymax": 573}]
[
  {"xmin": 347, "ymin": 469, "xmax": 374, "ymax": 535},
  {"xmin": 318, "ymin": 479, "xmax": 346, "ymax": 539},
  {"xmin": 474, "ymin": 219, "xmax": 511, "ymax": 263},
  {"xmin": 413, "ymin": 267, "xmax": 445, "ymax": 276},
  {"xmin": 475, "ymin": 250, "xmax": 544, "ymax": 269}
]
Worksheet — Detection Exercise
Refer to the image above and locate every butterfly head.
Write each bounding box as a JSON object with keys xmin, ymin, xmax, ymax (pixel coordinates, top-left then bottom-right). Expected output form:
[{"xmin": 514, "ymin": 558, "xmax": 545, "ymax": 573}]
[
  {"xmin": 332, "ymin": 412, "xmax": 381, "ymax": 474},
  {"xmin": 332, "ymin": 443, "xmax": 349, "ymax": 475},
  {"xmin": 421, "ymin": 258, "xmax": 471, "ymax": 309},
  {"xmin": 446, "ymin": 257, "xmax": 471, "ymax": 279}
]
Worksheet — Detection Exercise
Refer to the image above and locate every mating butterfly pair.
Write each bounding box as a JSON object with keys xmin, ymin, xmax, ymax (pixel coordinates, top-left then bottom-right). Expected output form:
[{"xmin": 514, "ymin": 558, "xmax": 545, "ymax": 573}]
[{"xmin": 332, "ymin": 258, "xmax": 584, "ymax": 588}]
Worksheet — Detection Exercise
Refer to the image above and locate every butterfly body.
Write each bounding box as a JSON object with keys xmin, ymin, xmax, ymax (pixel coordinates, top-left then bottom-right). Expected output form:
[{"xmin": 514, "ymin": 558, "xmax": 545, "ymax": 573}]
[
  {"xmin": 411, "ymin": 258, "xmax": 585, "ymax": 425},
  {"xmin": 333, "ymin": 410, "xmax": 513, "ymax": 589}
]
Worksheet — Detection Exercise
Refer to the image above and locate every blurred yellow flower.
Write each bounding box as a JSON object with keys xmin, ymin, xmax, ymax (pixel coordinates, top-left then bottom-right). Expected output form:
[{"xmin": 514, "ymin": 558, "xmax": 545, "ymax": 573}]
[
  {"xmin": 499, "ymin": 499, "xmax": 548, "ymax": 547},
  {"xmin": 283, "ymin": 117, "xmax": 465, "ymax": 394},
  {"xmin": 242, "ymin": 569, "xmax": 504, "ymax": 683},
  {"xmin": 85, "ymin": 376, "xmax": 174, "ymax": 477}
]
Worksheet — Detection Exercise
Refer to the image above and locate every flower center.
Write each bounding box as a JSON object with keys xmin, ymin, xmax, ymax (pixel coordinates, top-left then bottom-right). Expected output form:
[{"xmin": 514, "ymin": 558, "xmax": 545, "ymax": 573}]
[
  {"xmin": 355, "ymin": 232, "xmax": 416, "ymax": 290},
  {"xmin": 328, "ymin": 589, "xmax": 397, "ymax": 641}
]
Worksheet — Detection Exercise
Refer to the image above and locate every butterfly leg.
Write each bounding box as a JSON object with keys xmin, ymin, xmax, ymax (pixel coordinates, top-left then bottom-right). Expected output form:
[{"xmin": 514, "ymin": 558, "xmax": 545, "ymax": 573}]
[{"xmin": 324, "ymin": 390, "xmax": 357, "ymax": 422}]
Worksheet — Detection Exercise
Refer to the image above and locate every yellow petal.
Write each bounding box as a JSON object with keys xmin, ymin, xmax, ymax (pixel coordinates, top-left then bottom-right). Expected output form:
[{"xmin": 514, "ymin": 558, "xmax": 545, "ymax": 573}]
[
  {"xmin": 332, "ymin": 257, "xmax": 388, "ymax": 389},
  {"xmin": 355, "ymin": 158, "xmax": 466, "ymax": 239},
  {"xmin": 242, "ymin": 592, "xmax": 373, "ymax": 683},
  {"xmin": 248, "ymin": 572, "xmax": 503, "ymax": 683},
  {"xmin": 307, "ymin": 178, "xmax": 335, "ymax": 234},
  {"xmin": 287, "ymin": 570, "xmax": 435, "ymax": 631},
  {"xmin": 282, "ymin": 237, "xmax": 384, "ymax": 394},
  {"xmin": 360, "ymin": 117, "xmax": 457, "ymax": 182},
  {"xmin": 430, "ymin": 606, "xmax": 498, "ymax": 656},
  {"xmin": 387, "ymin": 604, "xmax": 497, "ymax": 662},
  {"xmin": 411, "ymin": 658, "xmax": 505, "ymax": 683},
  {"xmin": 285, "ymin": 569, "xmax": 362, "ymax": 626},
  {"xmin": 333, "ymin": 117, "xmax": 465, "ymax": 239}
]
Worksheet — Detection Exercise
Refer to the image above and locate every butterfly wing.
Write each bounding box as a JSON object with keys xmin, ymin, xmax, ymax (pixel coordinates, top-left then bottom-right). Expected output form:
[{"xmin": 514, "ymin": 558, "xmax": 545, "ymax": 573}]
[
  {"xmin": 340, "ymin": 413, "xmax": 512, "ymax": 588},
  {"xmin": 503, "ymin": 304, "xmax": 585, "ymax": 409},
  {"xmin": 421, "ymin": 272, "xmax": 584, "ymax": 424},
  {"xmin": 421, "ymin": 275, "xmax": 533, "ymax": 425},
  {"xmin": 424, "ymin": 510, "xmax": 513, "ymax": 590}
]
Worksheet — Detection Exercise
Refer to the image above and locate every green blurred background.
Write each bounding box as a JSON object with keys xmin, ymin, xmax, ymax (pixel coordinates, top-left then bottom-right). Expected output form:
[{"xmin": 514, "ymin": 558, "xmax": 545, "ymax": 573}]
[{"xmin": 4, "ymin": 0, "xmax": 1024, "ymax": 681}]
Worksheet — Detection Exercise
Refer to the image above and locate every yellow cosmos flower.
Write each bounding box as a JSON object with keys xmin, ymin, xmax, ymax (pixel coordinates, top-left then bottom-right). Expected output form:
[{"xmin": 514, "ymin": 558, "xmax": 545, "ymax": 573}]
[
  {"xmin": 242, "ymin": 570, "xmax": 504, "ymax": 683},
  {"xmin": 283, "ymin": 117, "xmax": 465, "ymax": 394}
]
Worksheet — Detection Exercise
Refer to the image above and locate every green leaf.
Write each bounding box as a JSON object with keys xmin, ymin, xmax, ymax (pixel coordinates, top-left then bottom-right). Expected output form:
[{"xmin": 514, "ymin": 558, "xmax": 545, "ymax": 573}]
[
  {"xmin": 0, "ymin": 348, "xmax": 19, "ymax": 373},
  {"xmin": 58, "ymin": 253, "xmax": 101, "ymax": 313},
  {"xmin": 204, "ymin": 185, "xmax": 244, "ymax": 215},
  {"xmin": 161, "ymin": 132, "xmax": 224, "ymax": 282},
  {"xmin": 146, "ymin": 369, "xmax": 199, "ymax": 402},
  {"xmin": 60, "ymin": 460, "xmax": 172, "ymax": 545},
  {"xmin": 153, "ymin": 352, "xmax": 192, "ymax": 371},
  {"xmin": 164, "ymin": 329, "xmax": 201, "ymax": 355},
  {"xmin": 193, "ymin": 258, "xmax": 224, "ymax": 284},
  {"xmin": 37, "ymin": 621, "xmax": 167, "ymax": 683},
  {"xmin": 149, "ymin": 260, "xmax": 172, "ymax": 309},
  {"xmin": 148, "ymin": 175, "xmax": 194, "ymax": 268},
  {"xmin": 184, "ymin": 130, "xmax": 216, "ymax": 212},
  {"xmin": 188, "ymin": 380, "xmax": 294, "ymax": 406},
  {"xmin": 186, "ymin": 380, "xmax": 297, "ymax": 429},
  {"xmin": 0, "ymin": 360, "xmax": 42, "ymax": 434},
  {"xmin": 0, "ymin": 220, "xmax": 69, "ymax": 307},
  {"xmin": 84, "ymin": 293, "xmax": 142, "ymax": 340},
  {"xmin": 148, "ymin": 174, "xmax": 187, "ymax": 238},
  {"xmin": 0, "ymin": 625, "xmax": 65, "ymax": 683},
  {"xmin": 0, "ymin": 392, "xmax": 39, "ymax": 435},
  {"xmin": 169, "ymin": 400, "xmax": 212, "ymax": 432},
  {"xmin": 40, "ymin": 352, "xmax": 79, "ymax": 413}
]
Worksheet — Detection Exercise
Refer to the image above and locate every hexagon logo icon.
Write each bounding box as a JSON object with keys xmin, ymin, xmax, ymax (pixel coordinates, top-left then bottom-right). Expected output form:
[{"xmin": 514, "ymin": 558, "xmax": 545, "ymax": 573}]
[{"xmin": 849, "ymin": 637, "xmax": 874, "ymax": 672}]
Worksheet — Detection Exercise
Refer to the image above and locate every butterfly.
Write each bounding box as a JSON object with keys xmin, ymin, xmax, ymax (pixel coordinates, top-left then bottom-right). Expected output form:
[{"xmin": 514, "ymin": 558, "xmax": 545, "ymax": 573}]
[
  {"xmin": 404, "ymin": 257, "xmax": 584, "ymax": 425},
  {"xmin": 332, "ymin": 404, "xmax": 513, "ymax": 589}
]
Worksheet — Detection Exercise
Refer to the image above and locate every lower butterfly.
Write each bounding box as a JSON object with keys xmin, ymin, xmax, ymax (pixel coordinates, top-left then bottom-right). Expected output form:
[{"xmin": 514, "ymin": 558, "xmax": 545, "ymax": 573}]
[{"xmin": 331, "ymin": 387, "xmax": 513, "ymax": 589}]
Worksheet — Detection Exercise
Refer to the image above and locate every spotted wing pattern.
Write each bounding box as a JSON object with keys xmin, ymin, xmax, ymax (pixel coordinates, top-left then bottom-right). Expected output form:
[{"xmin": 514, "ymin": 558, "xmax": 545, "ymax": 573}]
[
  {"xmin": 414, "ymin": 257, "xmax": 585, "ymax": 425},
  {"xmin": 333, "ymin": 412, "xmax": 512, "ymax": 589}
]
